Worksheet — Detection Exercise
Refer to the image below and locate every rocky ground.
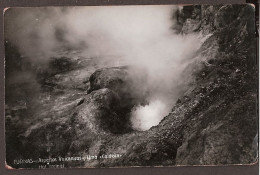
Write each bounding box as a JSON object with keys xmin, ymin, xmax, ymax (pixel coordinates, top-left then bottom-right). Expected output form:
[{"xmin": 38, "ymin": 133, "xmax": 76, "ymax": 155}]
[{"xmin": 5, "ymin": 4, "xmax": 258, "ymax": 168}]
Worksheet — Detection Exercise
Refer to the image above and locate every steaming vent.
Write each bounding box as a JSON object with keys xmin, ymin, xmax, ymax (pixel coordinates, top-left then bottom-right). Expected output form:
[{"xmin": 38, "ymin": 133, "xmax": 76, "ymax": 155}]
[{"xmin": 5, "ymin": 6, "xmax": 203, "ymax": 132}]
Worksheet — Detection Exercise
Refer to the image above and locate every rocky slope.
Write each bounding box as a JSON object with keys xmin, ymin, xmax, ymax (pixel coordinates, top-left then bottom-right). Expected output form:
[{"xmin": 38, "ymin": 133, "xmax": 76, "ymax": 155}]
[
  {"xmin": 173, "ymin": 4, "xmax": 258, "ymax": 165},
  {"xmin": 5, "ymin": 4, "xmax": 258, "ymax": 168}
]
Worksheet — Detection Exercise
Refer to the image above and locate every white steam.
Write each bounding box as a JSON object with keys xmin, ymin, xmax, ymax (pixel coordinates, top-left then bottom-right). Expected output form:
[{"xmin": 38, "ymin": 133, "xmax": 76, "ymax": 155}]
[
  {"xmin": 5, "ymin": 5, "xmax": 202, "ymax": 131},
  {"xmin": 130, "ymin": 99, "xmax": 171, "ymax": 131}
]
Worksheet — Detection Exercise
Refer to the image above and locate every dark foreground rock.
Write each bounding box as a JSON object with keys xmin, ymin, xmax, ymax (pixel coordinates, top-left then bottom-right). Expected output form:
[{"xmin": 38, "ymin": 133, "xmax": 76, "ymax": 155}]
[{"xmin": 172, "ymin": 4, "xmax": 257, "ymax": 165}]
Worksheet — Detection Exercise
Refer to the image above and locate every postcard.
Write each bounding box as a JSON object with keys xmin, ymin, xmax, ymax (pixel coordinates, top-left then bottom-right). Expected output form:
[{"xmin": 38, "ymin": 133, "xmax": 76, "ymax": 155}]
[{"xmin": 4, "ymin": 4, "xmax": 258, "ymax": 169}]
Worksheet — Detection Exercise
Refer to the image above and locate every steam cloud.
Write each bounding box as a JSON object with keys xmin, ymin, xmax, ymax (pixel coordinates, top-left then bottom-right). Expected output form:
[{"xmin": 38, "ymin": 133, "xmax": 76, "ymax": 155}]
[{"xmin": 5, "ymin": 6, "xmax": 202, "ymax": 131}]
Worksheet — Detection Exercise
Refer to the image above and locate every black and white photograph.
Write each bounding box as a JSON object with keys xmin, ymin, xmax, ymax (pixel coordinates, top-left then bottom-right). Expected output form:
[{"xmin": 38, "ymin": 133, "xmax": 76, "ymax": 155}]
[{"xmin": 4, "ymin": 4, "xmax": 258, "ymax": 169}]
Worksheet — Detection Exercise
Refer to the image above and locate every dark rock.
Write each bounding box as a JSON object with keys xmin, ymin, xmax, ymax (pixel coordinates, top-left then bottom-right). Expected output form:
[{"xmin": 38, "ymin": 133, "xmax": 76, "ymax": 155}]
[
  {"xmin": 76, "ymin": 98, "xmax": 84, "ymax": 106},
  {"xmin": 171, "ymin": 4, "xmax": 257, "ymax": 165},
  {"xmin": 88, "ymin": 66, "xmax": 149, "ymax": 114},
  {"xmin": 49, "ymin": 57, "xmax": 75, "ymax": 74},
  {"xmin": 88, "ymin": 66, "xmax": 129, "ymax": 93}
]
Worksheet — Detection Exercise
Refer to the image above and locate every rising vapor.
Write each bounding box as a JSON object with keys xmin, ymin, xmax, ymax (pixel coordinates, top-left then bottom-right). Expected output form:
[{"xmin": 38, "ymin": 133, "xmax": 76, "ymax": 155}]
[{"xmin": 5, "ymin": 5, "xmax": 202, "ymax": 130}]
